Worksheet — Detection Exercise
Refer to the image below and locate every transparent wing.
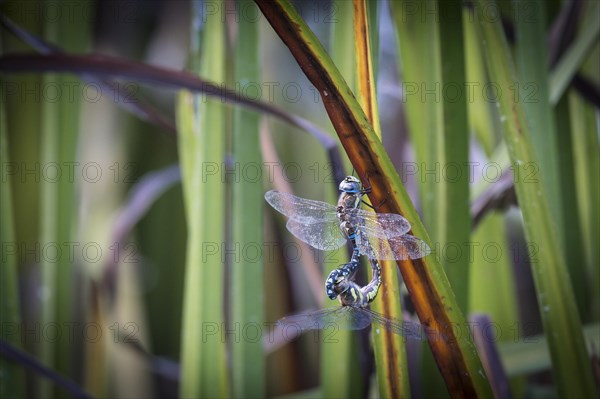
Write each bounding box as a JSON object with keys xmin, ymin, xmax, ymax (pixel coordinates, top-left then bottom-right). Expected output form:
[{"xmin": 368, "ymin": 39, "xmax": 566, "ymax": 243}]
[
  {"xmin": 347, "ymin": 208, "xmax": 412, "ymax": 238},
  {"xmin": 277, "ymin": 306, "xmax": 371, "ymax": 331},
  {"xmin": 285, "ymin": 219, "xmax": 346, "ymax": 251},
  {"xmin": 355, "ymin": 229, "xmax": 431, "ymax": 260},
  {"xmin": 277, "ymin": 306, "xmax": 432, "ymax": 340},
  {"xmin": 264, "ymin": 191, "xmax": 338, "ymax": 223},
  {"xmin": 360, "ymin": 308, "xmax": 427, "ymax": 340}
]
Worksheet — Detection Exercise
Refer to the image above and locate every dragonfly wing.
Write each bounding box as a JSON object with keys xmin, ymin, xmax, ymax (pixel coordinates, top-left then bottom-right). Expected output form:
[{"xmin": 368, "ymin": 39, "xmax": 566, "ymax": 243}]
[
  {"xmin": 355, "ymin": 229, "xmax": 431, "ymax": 260},
  {"xmin": 361, "ymin": 308, "xmax": 427, "ymax": 340},
  {"xmin": 265, "ymin": 191, "xmax": 338, "ymax": 223},
  {"xmin": 277, "ymin": 308, "xmax": 339, "ymax": 331},
  {"xmin": 342, "ymin": 306, "xmax": 373, "ymax": 330},
  {"xmin": 285, "ymin": 219, "xmax": 346, "ymax": 251},
  {"xmin": 277, "ymin": 307, "xmax": 371, "ymax": 331},
  {"xmin": 350, "ymin": 209, "xmax": 412, "ymax": 238}
]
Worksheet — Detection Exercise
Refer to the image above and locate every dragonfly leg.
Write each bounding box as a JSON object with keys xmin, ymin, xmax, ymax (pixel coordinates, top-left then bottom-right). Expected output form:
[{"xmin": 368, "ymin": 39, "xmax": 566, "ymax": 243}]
[
  {"xmin": 360, "ymin": 173, "xmax": 373, "ymax": 193},
  {"xmin": 360, "ymin": 200, "xmax": 375, "ymax": 210}
]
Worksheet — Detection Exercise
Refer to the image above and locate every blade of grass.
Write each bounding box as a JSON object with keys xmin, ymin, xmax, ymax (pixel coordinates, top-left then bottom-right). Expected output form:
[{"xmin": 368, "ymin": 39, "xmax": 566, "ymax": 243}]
[
  {"xmin": 354, "ymin": 1, "xmax": 410, "ymax": 397},
  {"xmin": 366, "ymin": 0, "xmax": 379, "ymax": 80},
  {"xmin": 0, "ymin": 340, "xmax": 92, "ymax": 399},
  {"xmin": 468, "ymin": 212, "xmax": 517, "ymax": 336},
  {"xmin": 473, "ymin": 1, "xmax": 597, "ymax": 396},
  {"xmin": 569, "ymin": 90, "xmax": 600, "ymax": 320},
  {"xmin": 554, "ymin": 94, "xmax": 588, "ymax": 318},
  {"xmin": 0, "ymin": 52, "xmax": 349, "ymax": 181},
  {"xmin": 388, "ymin": 5, "xmax": 449, "ymax": 392},
  {"xmin": 0, "ymin": 13, "xmax": 177, "ymax": 136},
  {"xmin": 392, "ymin": 2, "xmax": 471, "ymax": 396},
  {"xmin": 516, "ymin": 0, "xmax": 589, "ymax": 321},
  {"xmin": 392, "ymin": 0, "xmax": 471, "ymax": 309},
  {"xmin": 332, "ymin": 0, "xmax": 356, "ymax": 90},
  {"xmin": 437, "ymin": 0, "xmax": 471, "ymax": 312},
  {"xmin": 498, "ymin": 322, "xmax": 600, "ymax": 377},
  {"xmin": 549, "ymin": 0, "xmax": 600, "ymax": 104},
  {"xmin": 255, "ymin": 1, "xmax": 493, "ymax": 397},
  {"xmin": 463, "ymin": 9, "xmax": 500, "ymax": 157},
  {"xmin": 39, "ymin": 4, "xmax": 90, "ymax": 395},
  {"xmin": 102, "ymin": 165, "xmax": 181, "ymax": 299},
  {"xmin": 319, "ymin": 2, "xmax": 360, "ymax": 397},
  {"xmin": 390, "ymin": 1, "xmax": 428, "ymax": 194},
  {"xmin": 514, "ymin": 0, "xmax": 562, "ymax": 241},
  {"xmin": 570, "ymin": 9, "xmax": 600, "ymax": 322},
  {"xmin": 231, "ymin": 2, "xmax": 264, "ymax": 397},
  {"xmin": 177, "ymin": 2, "xmax": 228, "ymax": 397},
  {"xmin": 392, "ymin": 1, "xmax": 471, "ymax": 396},
  {"xmin": 1, "ymin": 0, "xmax": 42, "ymax": 284},
  {"xmin": 469, "ymin": 148, "xmax": 518, "ymax": 350},
  {"xmin": 0, "ymin": 82, "xmax": 25, "ymax": 399}
]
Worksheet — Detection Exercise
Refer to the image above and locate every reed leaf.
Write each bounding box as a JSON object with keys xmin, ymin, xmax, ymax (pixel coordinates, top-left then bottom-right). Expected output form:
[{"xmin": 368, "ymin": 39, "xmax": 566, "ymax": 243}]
[
  {"xmin": 468, "ymin": 212, "xmax": 517, "ymax": 336},
  {"xmin": 319, "ymin": 2, "xmax": 360, "ymax": 397},
  {"xmin": 392, "ymin": 2, "xmax": 471, "ymax": 396},
  {"xmin": 231, "ymin": 2, "xmax": 264, "ymax": 396},
  {"xmin": 473, "ymin": 1, "xmax": 596, "ymax": 396},
  {"xmin": 569, "ymin": 90, "xmax": 600, "ymax": 320},
  {"xmin": 437, "ymin": 0, "xmax": 471, "ymax": 311},
  {"xmin": 514, "ymin": 0, "xmax": 562, "ymax": 238},
  {"xmin": 355, "ymin": 1, "xmax": 409, "ymax": 397},
  {"xmin": 391, "ymin": 0, "xmax": 471, "ymax": 309},
  {"xmin": 177, "ymin": 2, "xmax": 228, "ymax": 396},
  {"xmin": 498, "ymin": 322, "xmax": 600, "ymax": 377},
  {"xmin": 463, "ymin": 9, "xmax": 499, "ymax": 156},
  {"xmin": 0, "ymin": 81, "xmax": 25, "ymax": 399},
  {"xmin": 554, "ymin": 94, "xmax": 588, "ymax": 318},
  {"xmin": 38, "ymin": 3, "xmax": 90, "ymax": 395},
  {"xmin": 549, "ymin": 0, "xmax": 600, "ymax": 105}
]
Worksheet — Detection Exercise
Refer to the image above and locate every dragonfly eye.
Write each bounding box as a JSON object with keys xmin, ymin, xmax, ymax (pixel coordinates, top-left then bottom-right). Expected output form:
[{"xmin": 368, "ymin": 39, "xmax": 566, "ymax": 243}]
[{"xmin": 339, "ymin": 176, "xmax": 362, "ymax": 193}]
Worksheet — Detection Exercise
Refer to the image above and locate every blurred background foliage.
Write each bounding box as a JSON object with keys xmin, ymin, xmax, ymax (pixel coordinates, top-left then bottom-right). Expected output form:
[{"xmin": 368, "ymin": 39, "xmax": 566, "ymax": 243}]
[{"xmin": 0, "ymin": 0, "xmax": 598, "ymax": 398}]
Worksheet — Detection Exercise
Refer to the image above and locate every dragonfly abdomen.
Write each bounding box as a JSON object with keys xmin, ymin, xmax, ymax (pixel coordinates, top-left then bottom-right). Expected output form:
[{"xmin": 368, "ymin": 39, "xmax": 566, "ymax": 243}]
[{"xmin": 325, "ymin": 246, "xmax": 360, "ymax": 299}]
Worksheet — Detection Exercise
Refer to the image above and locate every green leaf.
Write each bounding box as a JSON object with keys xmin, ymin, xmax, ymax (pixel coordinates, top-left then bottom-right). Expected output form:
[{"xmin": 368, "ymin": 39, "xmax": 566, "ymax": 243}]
[
  {"xmin": 0, "ymin": 75, "xmax": 25, "ymax": 399},
  {"xmin": 177, "ymin": 3, "xmax": 228, "ymax": 397},
  {"xmin": 355, "ymin": 1, "xmax": 410, "ymax": 397},
  {"xmin": 38, "ymin": 3, "xmax": 91, "ymax": 395},
  {"xmin": 473, "ymin": 1, "xmax": 597, "ymax": 396},
  {"xmin": 319, "ymin": 2, "xmax": 362, "ymax": 398},
  {"xmin": 231, "ymin": 2, "xmax": 265, "ymax": 396},
  {"xmin": 549, "ymin": 1, "xmax": 600, "ymax": 104}
]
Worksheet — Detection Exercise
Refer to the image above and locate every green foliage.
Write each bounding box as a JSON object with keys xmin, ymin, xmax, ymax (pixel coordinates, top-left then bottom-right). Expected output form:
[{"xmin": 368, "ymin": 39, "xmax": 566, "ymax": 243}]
[{"xmin": 1, "ymin": 0, "xmax": 598, "ymax": 397}]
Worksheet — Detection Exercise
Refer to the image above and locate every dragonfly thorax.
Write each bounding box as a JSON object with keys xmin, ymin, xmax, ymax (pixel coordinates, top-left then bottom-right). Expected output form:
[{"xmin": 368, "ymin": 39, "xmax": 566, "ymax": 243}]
[{"xmin": 336, "ymin": 189, "xmax": 362, "ymax": 239}]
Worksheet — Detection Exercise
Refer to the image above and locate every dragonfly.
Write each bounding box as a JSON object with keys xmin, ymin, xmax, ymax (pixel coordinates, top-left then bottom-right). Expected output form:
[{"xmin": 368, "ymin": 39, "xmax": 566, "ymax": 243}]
[
  {"xmin": 277, "ymin": 254, "xmax": 434, "ymax": 341},
  {"xmin": 265, "ymin": 176, "xmax": 431, "ymax": 299}
]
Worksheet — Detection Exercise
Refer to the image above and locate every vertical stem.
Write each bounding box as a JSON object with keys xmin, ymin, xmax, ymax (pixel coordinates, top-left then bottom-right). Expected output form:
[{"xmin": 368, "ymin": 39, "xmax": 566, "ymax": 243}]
[
  {"xmin": 231, "ymin": 1, "xmax": 264, "ymax": 396},
  {"xmin": 178, "ymin": 1, "xmax": 229, "ymax": 396}
]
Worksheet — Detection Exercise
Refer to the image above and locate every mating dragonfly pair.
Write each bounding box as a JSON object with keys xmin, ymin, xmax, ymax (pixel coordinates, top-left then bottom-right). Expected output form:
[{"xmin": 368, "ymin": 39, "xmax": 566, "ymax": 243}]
[{"xmin": 265, "ymin": 176, "xmax": 431, "ymax": 339}]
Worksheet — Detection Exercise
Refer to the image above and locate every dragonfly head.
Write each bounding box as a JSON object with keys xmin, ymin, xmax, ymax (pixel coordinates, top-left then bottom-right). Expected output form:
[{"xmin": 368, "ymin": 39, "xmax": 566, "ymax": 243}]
[{"xmin": 339, "ymin": 176, "xmax": 362, "ymax": 194}]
